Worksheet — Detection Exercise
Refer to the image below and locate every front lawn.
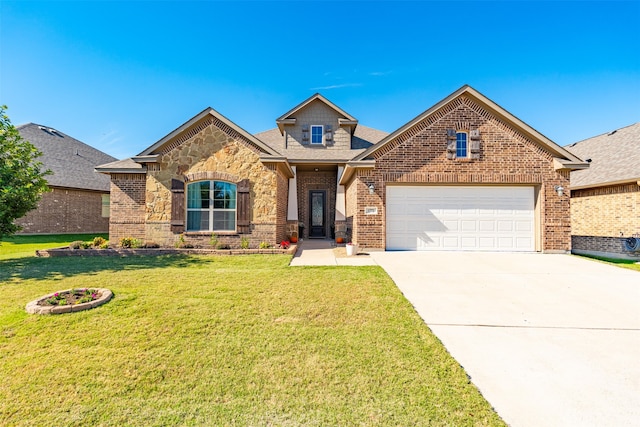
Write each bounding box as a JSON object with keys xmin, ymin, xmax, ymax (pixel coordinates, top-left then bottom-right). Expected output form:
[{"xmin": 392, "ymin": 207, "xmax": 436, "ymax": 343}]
[
  {"xmin": 575, "ymin": 254, "xmax": 640, "ymax": 272},
  {"xmin": 0, "ymin": 233, "xmax": 108, "ymax": 260},
  {"xmin": 0, "ymin": 254, "xmax": 504, "ymax": 426}
]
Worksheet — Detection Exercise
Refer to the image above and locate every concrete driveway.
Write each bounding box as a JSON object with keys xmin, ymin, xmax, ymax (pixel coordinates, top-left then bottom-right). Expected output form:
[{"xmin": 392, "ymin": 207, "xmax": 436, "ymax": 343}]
[{"xmin": 369, "ymin": 251, "xmax": 640, "ymax": 427}]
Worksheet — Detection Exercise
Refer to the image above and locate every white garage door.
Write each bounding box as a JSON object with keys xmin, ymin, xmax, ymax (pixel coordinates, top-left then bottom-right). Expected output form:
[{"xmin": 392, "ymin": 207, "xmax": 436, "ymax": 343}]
[{"xmin": 386, "ymin": 186, "xmax": 535, "ymax": 251}]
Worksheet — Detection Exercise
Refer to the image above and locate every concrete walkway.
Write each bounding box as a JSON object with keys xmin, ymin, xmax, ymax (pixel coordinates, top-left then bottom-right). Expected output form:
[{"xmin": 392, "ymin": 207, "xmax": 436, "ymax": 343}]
[
  {"xmin": 370, "ymin": 251, "xmax": 640, "ymax": 427},
  {"xmin": 289, "ymin": 239, "xmax": 377, "ymax": 266}
]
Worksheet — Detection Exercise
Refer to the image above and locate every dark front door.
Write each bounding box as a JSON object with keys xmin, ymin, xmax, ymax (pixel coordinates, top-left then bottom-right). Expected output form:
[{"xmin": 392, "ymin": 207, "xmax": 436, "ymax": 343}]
[{"xmin": 309, "ymin": 190, "xmax": 326, "ymax": 238}]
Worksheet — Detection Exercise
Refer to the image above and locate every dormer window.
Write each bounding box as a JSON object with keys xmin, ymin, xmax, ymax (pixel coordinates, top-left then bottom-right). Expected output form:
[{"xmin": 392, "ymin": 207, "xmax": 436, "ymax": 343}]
[{"xmin": 311, "ymin": 125, "xmax": 323, "ymax": 144}]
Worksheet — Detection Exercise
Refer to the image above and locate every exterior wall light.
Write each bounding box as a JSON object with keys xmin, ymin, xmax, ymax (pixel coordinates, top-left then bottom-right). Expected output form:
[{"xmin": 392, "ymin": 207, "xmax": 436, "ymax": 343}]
[
  {"xmin": 554, "ymin": 185, "xmax": 564, "ymax": 197},
  {"xmin": 368, "ymin": 184, "xmax": 375, "ymax": 195}
]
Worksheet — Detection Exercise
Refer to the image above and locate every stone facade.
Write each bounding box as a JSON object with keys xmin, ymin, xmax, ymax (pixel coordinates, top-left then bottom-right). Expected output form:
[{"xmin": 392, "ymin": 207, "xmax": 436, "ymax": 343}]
[
  {"xmin": 16, "ymin": 187, "xmax": 110, "ymax": 234},
  {"xmin": 347, "ymin": 94, "xmax": 571, "ymax": 252}
]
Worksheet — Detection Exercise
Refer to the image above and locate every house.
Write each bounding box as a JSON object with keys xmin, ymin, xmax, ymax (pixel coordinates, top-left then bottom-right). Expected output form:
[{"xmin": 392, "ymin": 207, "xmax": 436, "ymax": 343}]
[
  {"xmin": 567, "ymin": 123, "xmax": 640, "ymax": 259},
  {"xmin": 96, "ymin": 85, "xmax": 588, "ymax": 251},
  {"xmin": 15, "ymin": 123, "xmax": 117, "ymax": 234}
]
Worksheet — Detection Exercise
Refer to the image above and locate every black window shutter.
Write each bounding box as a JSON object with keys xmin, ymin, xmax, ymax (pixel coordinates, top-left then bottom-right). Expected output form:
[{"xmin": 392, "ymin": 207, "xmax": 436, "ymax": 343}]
[
  {"xmin": 171, "ymin": 179, "xmax": 185, "ymax": 233},
  {"xmin": 237, "ymin": 179, "xmax": 250, "ymax": 234}
]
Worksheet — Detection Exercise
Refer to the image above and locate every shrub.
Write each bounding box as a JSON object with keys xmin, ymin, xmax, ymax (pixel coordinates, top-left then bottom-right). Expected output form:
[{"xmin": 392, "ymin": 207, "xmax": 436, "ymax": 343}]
[
  {"xmin": 216, "ymin": 243, "xmax": 231, "ymax": 250},
  {"xmin": 240, "ymin": 236, "xmax": 250, "ymax": 249},
  {"xmin": 120, "ymin": 237, "xmax": 142, "ymax": 248},
  {"xmin": 99, "ymin": 242, "xmax": 109, "ymax": 249},
  {"xmin": 210, "ymin": 233, "xmax": 219, "ymax": 247},
  {"xmin": 80, "ymin": 241, "xmax": 92, "ymax": 249},
  {"xmin": 92, "ymin": 236, "xmax": 106, "ymax": 247},
  {"xmin": 259, "ymin": 241, "xmax": 271, "ymax": 249},
  {"xmin": 142, "ymin": 241, "xmax": 160, "ymax": 248},
  {"xmin": 69, "ymin": 241, "xmax": 83, "ymax": 250}
]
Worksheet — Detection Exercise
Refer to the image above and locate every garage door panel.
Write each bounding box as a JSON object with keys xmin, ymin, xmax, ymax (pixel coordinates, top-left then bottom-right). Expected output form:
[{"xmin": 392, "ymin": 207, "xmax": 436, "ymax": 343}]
[{"xmin": 386, "ymin": 186, "xmax": 535, "ymax": 252}]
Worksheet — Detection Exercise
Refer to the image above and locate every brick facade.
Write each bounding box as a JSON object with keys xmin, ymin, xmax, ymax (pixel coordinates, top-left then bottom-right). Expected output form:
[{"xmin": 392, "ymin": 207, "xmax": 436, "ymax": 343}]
[
  {"xmin": 16, "ymin": 187, "xmax": 109, "ymax": 234},
  {"xmin": 109, "ymin": 174, "xmax": 146, "ymax": 243},
  {"xmin": 572, "ymin": 235, "xmax": 640, "ymax": 260},
  {"xmin": 296, "ymin": 169, "xmax": 337, "ymax": 239},
  {"xmin": 348, "ymin": 94, "xmax": 571, "ymax": 252},
  {"xmin": 571, "ymin": 183, "xmax": 639, "ymax": 237}
]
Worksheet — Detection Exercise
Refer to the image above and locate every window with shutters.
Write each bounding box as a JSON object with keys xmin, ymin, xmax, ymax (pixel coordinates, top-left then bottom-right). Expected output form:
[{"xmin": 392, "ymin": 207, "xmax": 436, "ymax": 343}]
[
  {"xmin": 186, "ymin": 181, "xmax": 236, "ymax": 231},
  {"xmin": 456, "ymin": 132, "xmax": 468, "ymax": 158}
]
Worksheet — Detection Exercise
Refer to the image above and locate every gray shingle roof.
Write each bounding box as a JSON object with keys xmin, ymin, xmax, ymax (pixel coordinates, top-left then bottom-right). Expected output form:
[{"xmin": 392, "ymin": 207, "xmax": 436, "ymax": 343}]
[
  {"xmin": 255, "ymin": 124, "xmax": 388, "ymax": 161},
  {"xmin": 567, "ymin": 122, "xmax": 640, "ymax": 188},
  {"xmin": 17, "ymin": 123, "xmax": 117, "ymax": 192}
]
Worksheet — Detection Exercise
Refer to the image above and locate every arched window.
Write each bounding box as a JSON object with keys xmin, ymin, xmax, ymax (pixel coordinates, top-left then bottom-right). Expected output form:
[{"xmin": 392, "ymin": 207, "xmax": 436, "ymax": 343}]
[
  {"xmin": 456, "ymin": 132, "xmax": 468, "ymax": 158},
  {"xmin": 186, "ymin": 181, "xmax": 236, "ymax": 231}
]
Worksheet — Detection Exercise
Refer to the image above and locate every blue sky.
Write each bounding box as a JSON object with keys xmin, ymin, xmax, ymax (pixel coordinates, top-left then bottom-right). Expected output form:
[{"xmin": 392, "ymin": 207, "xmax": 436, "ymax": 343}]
[{"xmin": 1, "ymin": 0, "xmax": 638, "ymax": 159}]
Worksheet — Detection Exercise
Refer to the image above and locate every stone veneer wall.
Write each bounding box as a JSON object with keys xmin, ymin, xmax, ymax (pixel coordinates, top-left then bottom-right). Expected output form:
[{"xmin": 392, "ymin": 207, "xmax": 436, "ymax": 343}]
[
  {"xmin": 296, "ymin": 169, "xmax": 337, "ymax": 239},
  {"xmin": 350, "ymin": 94, "xmax": 571, "ymax": 251},
  {"xmin": 109, "ymin": 174, "xmax": 146, "ymax": 243},
  {"xmin": 143, "ymin": 120, "xmax": 281, "ymax": 248},
  {"xmin": 16, "ymin": 187, "xmax": 110, "ymax": 234}
]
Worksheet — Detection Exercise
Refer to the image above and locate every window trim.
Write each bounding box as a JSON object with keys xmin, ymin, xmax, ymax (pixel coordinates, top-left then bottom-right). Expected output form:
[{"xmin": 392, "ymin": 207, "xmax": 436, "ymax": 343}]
[
  {"xmin": 456, "ymin": 131, "xmax": 469, "ymax": 158},
  {"xmin": 186, "ymin": 180, "xmax": 237, "ymax": 232},
  {"xmin": 310, "ymin": 125, "xmax": 324, "ymax": 144}
]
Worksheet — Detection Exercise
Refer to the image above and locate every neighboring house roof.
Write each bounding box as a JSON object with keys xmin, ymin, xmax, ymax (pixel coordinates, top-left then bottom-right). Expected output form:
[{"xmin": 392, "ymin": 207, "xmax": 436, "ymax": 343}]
[
  {"xmin": 255, "ymin": 124, "xmax": 388, "ymax": 162},
  {"xmin": 275, "ymin": 93, "xmax": 359, "ymax": 135},
  {"xmin": 17, "ymin": 123, "xmax": 117, "ymax": 192},
  {"xmin": 566, "ymin": 122, "xmax": 640, "ymax": 189},
  {"xmin": 352, "ymin": 85, "xmax": 587, "ymax": 170}
]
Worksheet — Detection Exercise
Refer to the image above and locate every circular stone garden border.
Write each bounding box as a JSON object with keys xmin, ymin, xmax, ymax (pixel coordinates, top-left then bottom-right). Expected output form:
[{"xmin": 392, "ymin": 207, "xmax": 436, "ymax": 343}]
[{"xmin": 25, "ymin": 288, "xmax": 113, "ymax": 315}]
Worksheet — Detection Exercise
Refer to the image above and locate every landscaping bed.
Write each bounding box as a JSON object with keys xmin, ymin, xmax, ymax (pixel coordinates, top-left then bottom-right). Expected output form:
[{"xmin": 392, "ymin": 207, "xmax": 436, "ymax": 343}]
[{"xmin": 36, "ymin": 245, "xmax": 297, "ymax": 257}]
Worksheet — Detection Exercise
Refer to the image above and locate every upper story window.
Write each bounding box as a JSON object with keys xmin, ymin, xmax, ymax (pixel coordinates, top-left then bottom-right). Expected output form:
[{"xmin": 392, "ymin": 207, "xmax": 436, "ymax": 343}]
[
  {"xmin": 186, "ymin": 180, "xmax": 236, "ymax": 232},
  {"xmin": 456, "ymin": 132, "xmax": 468, "ymax": 158},
  {"xmin": 311, "ymin": 125, "xmax": 323, "ymax": 144}
]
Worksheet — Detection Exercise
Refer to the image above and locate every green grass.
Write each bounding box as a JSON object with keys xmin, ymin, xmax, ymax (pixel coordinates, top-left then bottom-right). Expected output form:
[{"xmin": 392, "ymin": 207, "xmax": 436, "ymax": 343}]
[
  {"xmin": 0, "ymin": 234, "xmax": 108, "ymax": 260},
  {"xmin": 0, "ymin": 253, "xmax": 505, "ymax": 426},
  {"xmin": 575, "ymin": 254, "xmax": 640, "ymax": 272}
]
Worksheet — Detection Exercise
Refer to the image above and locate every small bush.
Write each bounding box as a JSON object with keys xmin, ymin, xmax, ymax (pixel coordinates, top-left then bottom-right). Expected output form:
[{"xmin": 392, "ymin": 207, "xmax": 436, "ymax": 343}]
[
  {"xmin": 92, "ymin": 236, "xmax": 106, "ymax": 247},
  {"xmin": 259, "ymin": 241, "xmax": 271, "ymax": 249},
  {"xmin": 210, "ymin": 233, "xmax": 219, "ymax": 247},
  {"xmin": 80, "ymin": 241, "xmax": 92, "ymax": 249},
  {"xmin": 69, "ymin": 241, "xmax": 83, "ymax": 250},
  {"xmin": 99, "ymin": 242, "xmax": 109, "ymax": 249},
  {"xmin": 143, "ymin": 242, "xmax": 160, "ymax": 248},
  {"xmin": 216, "ymin": 243, "xmax": 231, "ymax": 250},
  {"xmin": 240, "ymin": 236, "xmax": 250, "ymax": 249},
  {"xmin": 120, "ymin": 237, "xmax": 142, "ymax": 248}
]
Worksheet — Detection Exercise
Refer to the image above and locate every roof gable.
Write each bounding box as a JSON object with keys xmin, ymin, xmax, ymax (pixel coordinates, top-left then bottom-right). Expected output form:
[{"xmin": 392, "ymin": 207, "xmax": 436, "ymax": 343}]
[
  {"xmin": 17, "ymin": 123, "xmax": 117, "ymax": 192},
  {"xmin": 567, "ymin": 122, "xmax": 640, "ymax": 189},
  {"xmin": 139, "ymin": 107, "xmax": 281, "ymax": 157},
  {"xmin": 275, "ymin": 93, "xmax": 358, "ymax": 134},
  {"xmin": 352, "ymin": 85, "xmax": 586, "ymax": 169}
]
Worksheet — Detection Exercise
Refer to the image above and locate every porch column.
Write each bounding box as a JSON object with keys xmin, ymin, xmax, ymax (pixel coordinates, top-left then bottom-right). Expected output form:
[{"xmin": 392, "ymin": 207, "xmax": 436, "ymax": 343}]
[
  {"xmin": 335, "ymin": 166, "xmax": 347, "ymax": 240},
  {"xmin": 287, "ymin": 166, "xmax": 298, "ymax": 221}
]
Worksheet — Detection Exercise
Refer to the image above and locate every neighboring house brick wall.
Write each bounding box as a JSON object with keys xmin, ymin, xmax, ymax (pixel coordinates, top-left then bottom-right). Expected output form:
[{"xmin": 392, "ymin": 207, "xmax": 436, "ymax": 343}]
[
  {"xmin": 109, "ymin": 174, "xmax": 146, "ymax": 243},
  {"xmin": 570, "ymin": 183, "xmax": 640, "ymax": 259},
  {"xmin": 571, "ymin": 183, "xmax": 640, "ymax": 237},
  {"xmin": 352, "ymin": 95, "xmax": 571, "ymax": 251},
  {"xmin": 16, "ymin": 187, "xmax": 109, "ymax": 234}
]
